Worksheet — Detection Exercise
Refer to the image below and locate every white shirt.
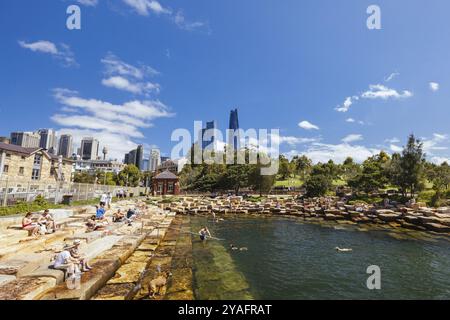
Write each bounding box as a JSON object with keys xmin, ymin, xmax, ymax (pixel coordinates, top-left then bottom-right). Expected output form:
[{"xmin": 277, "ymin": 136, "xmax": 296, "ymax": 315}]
[
  {"xmin": 54, "ymin": 250, "xmax": 71, "ymax": 268},
  {"xmin": 100, "ymin": 194, "xmax": 108, "ymax": 202}
]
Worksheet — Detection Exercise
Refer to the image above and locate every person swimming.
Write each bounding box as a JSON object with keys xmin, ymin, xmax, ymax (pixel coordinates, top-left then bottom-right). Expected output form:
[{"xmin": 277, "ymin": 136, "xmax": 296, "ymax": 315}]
[
  {"xmin": 335, "ymin": 247, "xmax": 352, "ymax": 252},
  {"xmin": 198, "ymin": 227, "xmax": 211, "ymax": 241}
]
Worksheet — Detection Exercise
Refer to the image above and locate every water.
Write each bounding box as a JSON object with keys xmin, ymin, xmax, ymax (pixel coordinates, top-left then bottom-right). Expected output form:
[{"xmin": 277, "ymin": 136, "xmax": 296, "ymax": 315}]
[{"xmin": 190, "ymin": 216, "xmax": 450, "ymax": 300}]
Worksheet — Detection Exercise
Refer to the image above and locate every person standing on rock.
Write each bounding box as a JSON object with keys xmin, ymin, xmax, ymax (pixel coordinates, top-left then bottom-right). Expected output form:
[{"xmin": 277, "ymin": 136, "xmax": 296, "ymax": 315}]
[
  {"xmin": 199, "ymin": 226, "xmax": 211, "ymax": 242},
  {"xmin": 106, "ymin": 192, "xmax": 113, "ymax": 209},
  {"xmin": 100, "ymin": 193, "xmax": 108, "ymax": 207}
]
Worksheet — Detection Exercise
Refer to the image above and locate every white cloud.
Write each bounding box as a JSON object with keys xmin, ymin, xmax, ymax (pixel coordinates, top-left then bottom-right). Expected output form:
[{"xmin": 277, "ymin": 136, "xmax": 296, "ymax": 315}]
[
  {"xmin": 52, "ymin": 88, "xmax": 174, "ymax": 158},
  {"xmin": 422, "ymin": 133, "xmax": 448, "ymax": 153},
  {"xmin": 346, "ymin": 118, "xmax": 355, "ymax": 123},
  {"xmin": 18, "ymin": 40, "xmax": 77, "ymax": 67},
  {"xmin": 335, "ymin": 83, "xmax": 413, "ymax": 113},
  {"xmin": 101, "ymin": 53, "xmax": 159, "ymax": 79},
  {"xmin": 122, "ymin": 0, "xmax": 171, "ymax": 16},
  {"xmin": 390, "ymin": 144, "xmax": 403, "ymax": 153},
  {"xmin": 385, "ymin": 137, "xmax": 400, "ymax": 144},
  {"xmin": 77, "ymin": 0, "xmax": 98, "ymax": 6},
  {"xmin": 430, "ymin": 156, "xmax": 450, "ymax": 165},
  {"xmin": 102, "ymin": 76, "xmax": 160, "ymax": 95},
  {"xmin": 384, "ymin": 72, "xmax": 400, "ymax": 82},
  {"xmin": 18, "ymin": 40, "xmax": 58, "ymax": 54},
  {"xmin": 101, "ymin": 53, "xmax": 161, "ymax": 96},
  {"xmin": 300, "ymin": 143, "xmax": 379, "ymax": 164},
  {"xmin": 174, "ymin": 10, "xmax": 206, "ymax": 31},
  {"xmin": 342, "ymin": 134, "xmax": 363, "ymax": 144},
  {"xmin": 335, "ymin": 96, "xmax": 358, "ymax": 113},
  {"xmin": 361, "ymin": 84, "xmax": 413, "ymax": 100},
  {"xmin": 429, "ymin": 82, "xmax": 440, "ymax": 92},
  {"xmin": 298, "ymin": 120, "xmax": 319, "ymax": 130}
]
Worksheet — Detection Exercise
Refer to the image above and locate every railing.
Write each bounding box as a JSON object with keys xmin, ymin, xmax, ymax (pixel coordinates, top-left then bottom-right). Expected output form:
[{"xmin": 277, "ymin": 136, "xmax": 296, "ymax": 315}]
[{"xmin": 0, "ymin": 178, "xmax": 147, "ymax": 207}]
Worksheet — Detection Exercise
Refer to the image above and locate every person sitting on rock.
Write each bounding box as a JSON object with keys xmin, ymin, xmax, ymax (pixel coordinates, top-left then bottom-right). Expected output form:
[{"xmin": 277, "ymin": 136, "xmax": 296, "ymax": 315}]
[
  {"xmin": 95, "ymin": 205, "xmax": 109, "ymax": 224},
  {"xmin": 22, "ymin": 212, "xmax": 40, "ymax": 237},
  {"xmin": 126, "ymin": 208, "xmax": 136, "ymax": 220},
  {"xmin": 52, "ymin": 244, "xmax": 81, "ymax": 279},
  {"xmin": 69, "ymin": 240, "xmax": 92, "ymax": 272},
  {"xmin": 86, "ymin": 215, "xmax": 105, "ymax": 232},
  {"xmin": 37, "ymin": 210, "xmax": 56, "ymax": 233},
  {"xmin": 113, "ymin": 209, "xmax": 126, "ymax": 223}
]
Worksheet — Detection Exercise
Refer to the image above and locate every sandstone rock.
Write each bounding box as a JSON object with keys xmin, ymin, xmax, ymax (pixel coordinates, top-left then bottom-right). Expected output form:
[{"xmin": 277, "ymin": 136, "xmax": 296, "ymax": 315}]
[
  {"xmin": 378, "ymin": 213, "xmax": 401, "ymax": 222},
  {"xmin": 423, "ymin": 223, "xmax": 450, "ymax": 233}
]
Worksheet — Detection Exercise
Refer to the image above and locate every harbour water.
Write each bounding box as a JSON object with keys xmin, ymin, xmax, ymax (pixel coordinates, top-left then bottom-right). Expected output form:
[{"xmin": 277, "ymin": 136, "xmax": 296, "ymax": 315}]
[{"xmin": 190, "ymin": 216, "xmax": 450, "ymax": 300}]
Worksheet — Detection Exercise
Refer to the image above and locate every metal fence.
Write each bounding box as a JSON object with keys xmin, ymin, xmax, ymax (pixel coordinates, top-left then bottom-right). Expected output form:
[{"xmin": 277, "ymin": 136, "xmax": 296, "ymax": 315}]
[{"xmin": 0, "ymin": 178, "xmax": 147, "ymax": 207}]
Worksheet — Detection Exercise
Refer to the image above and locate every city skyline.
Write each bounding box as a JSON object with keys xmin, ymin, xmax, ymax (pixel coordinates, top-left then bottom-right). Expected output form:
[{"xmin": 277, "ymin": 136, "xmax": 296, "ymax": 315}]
[{"xmin": 0, "ymin": 1, "xmax": 450, "ymax": 164}]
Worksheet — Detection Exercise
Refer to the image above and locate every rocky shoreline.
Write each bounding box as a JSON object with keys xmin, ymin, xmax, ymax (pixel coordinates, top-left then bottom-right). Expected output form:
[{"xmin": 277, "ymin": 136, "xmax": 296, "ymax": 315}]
[{"xmin": 154, "ymin": 196, "xmax": 450, "ymax": 235}]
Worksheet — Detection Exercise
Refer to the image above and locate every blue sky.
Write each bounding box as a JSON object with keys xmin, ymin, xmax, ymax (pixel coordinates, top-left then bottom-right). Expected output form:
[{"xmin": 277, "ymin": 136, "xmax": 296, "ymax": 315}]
[{"xmin": 0, "ymin": 0, "xmax": 449, "ymax": 163}]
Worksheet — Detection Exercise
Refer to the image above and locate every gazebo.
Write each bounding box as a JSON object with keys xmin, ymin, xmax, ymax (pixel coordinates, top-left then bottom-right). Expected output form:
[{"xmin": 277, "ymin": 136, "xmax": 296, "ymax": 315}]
[{"xmin": 152, "ymin": 170, "xmax": 180, "ymax": 196}]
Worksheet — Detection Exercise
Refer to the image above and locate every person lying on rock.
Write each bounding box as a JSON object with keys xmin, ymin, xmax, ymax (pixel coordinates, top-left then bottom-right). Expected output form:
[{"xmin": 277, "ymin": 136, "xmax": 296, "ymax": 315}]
[
  {"xmin": 69, "ymin": 240, "xmax": 92, "ymax": 272},
  {"xmin": 53, "ymin": 244, "xmax": 81, "ymax": 278},
  {"xmin": 86, "ymin": 215, "xmax": 106, "ymax": 232},
  {"xmin": 22, "ymin": 212, "xmax": 40, "ymax": 237},
  {"xmin": 38, "ymin": 209, "xmax": 56, "ymax": 233}
]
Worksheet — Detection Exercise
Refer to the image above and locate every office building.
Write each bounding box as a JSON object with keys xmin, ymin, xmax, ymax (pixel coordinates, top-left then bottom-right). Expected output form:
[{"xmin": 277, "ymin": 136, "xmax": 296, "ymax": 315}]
[
  {"xmin": 10, "ymin": 131, "xmax": 41, "ymax": 148},
  {"xmin": 58, "ymin": 134, "xmax": 73, "ymax": 158},
  {"xmin": 80, "ymin": 137, "xmax": 99, "ymax": 161},
  {"xmin": 228, "ymin": 108, "xmax": 240, "ymax": 151},
  {"xmin": 38, "ymin": 129, "xmax": 57, "ymax": 154},
  {"xmin": 150, "ymin": 149, "xmax": 161, "ymax": 172}
]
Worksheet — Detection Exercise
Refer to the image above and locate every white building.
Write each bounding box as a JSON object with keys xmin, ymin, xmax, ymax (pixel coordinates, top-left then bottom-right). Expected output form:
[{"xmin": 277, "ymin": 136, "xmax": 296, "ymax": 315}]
[{"xmin": 150, "ymin": 148, "xmax": 161, "ymax": 172}]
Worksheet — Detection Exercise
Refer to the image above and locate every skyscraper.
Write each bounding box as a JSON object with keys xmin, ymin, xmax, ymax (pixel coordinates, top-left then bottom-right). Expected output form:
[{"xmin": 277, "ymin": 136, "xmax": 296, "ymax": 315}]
[
  {"xmin": 201, "ymin": 121, "xmax": 217, "ymax": 150},
  {"xmin": 38, "ymin": 129, "xmax": 57, "ymax": 154},
  {"xmin": 58, "ymin": 134, "xmax": 73, "ymax": 158},
  {"xmin": 150, "ymin": 149, "xmax": 161, "ymax": 172},
  {"xmin": 228, "ymin": 108, "xmax": 240, "ymax": 151},
  {"xmin": 80, "ymin": 137, "xmax": 99, "ymax": 160},
  {"xmin": 10, "ymin": 131, "xmax": 41, "ymax": 148},
  {"xmin": 135, "ymin": 145, "xmax": 144, "ymax": 171},
  {"xmin": 124, "ymin": 145, "xmax": 144, "ymax": 171}
]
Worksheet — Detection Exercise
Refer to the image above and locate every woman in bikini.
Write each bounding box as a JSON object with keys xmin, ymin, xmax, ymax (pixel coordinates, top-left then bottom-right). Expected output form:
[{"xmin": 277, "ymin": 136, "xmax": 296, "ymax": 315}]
[{"xmin": 22, "ymin": 212, "xmax": 40, "ymax": 237}]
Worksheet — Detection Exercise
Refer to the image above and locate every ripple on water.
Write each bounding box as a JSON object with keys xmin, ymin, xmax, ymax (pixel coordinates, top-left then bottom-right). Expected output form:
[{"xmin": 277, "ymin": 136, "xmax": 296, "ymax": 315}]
[{"xmin": 190, "ymin": 216, "xmax": 450, "ymax": 300}]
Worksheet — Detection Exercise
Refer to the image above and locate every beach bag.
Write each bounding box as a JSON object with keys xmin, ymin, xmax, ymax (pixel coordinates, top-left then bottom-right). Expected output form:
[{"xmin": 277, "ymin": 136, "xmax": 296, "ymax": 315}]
[
  {"xmin": 39, "ymin": 225, "xmax": 47, "ymax": 235},
  {"xmin": 66, "ymin": 273, "xmax": 81, "ymax": 290}
]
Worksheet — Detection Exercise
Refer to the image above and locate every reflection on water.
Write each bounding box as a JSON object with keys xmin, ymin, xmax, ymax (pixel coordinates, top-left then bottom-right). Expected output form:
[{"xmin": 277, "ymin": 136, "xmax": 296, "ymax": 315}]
[
  {"xmin": 191, "ymin": 218, "xmax": 253, "ymax": 300},
  {"xmin": 191, "ymin": 216, "xmax": 450, "ymax": 300}
]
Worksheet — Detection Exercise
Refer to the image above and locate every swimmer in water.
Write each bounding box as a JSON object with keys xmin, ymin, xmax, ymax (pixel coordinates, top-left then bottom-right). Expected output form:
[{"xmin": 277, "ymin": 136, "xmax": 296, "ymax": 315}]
[
  {"xmin": 335, "ymin": 247, "xmax": 352, "ymax": 252},
  {"xmin": 199, "ymin": 226, "xmax": 211, "ymax": 242}
]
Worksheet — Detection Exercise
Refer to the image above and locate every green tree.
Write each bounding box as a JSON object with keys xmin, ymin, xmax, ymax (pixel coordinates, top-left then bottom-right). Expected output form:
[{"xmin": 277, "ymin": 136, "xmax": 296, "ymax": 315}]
[
  {"xmin": 248, "ymin": 163, "xmax": 276, "ymax": 196},
  {"xmin": 292, "ymin": 155, "xmax": 312, "ymax": 180},
  {"xmin": 304, "ymin": 174, "xmax": 332, "ymax": 197},
  {"xmin": 341, "ymin": 157, "xmax": 361, "ymax": 182},
  {"xmin": 278, "ymin": 155, "xmax": 293, "ymax": 180},
  {"xmin": 349, "ymin": 152, "xmax": 390, "ymax": 194},
  {"xmin": 115, "ymin": 165, "xmax": 142, "ymax": 187},
  {"xmin": 428, "ymin": 162, "xmax": 450, "ymax": 206},
  {"xmin": 389, "ymin": 135, "xmax": 426, "ymax": 198}
]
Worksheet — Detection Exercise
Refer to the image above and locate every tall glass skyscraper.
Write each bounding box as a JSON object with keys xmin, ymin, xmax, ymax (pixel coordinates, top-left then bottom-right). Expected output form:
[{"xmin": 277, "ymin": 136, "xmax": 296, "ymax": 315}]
[
  {"xmin": 201, "ymin": 121, "xmax": 217, "ymax": 150},
  {"xmin": 228, "ymin": 109, "xmax": 240, "ymax": 151}
]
